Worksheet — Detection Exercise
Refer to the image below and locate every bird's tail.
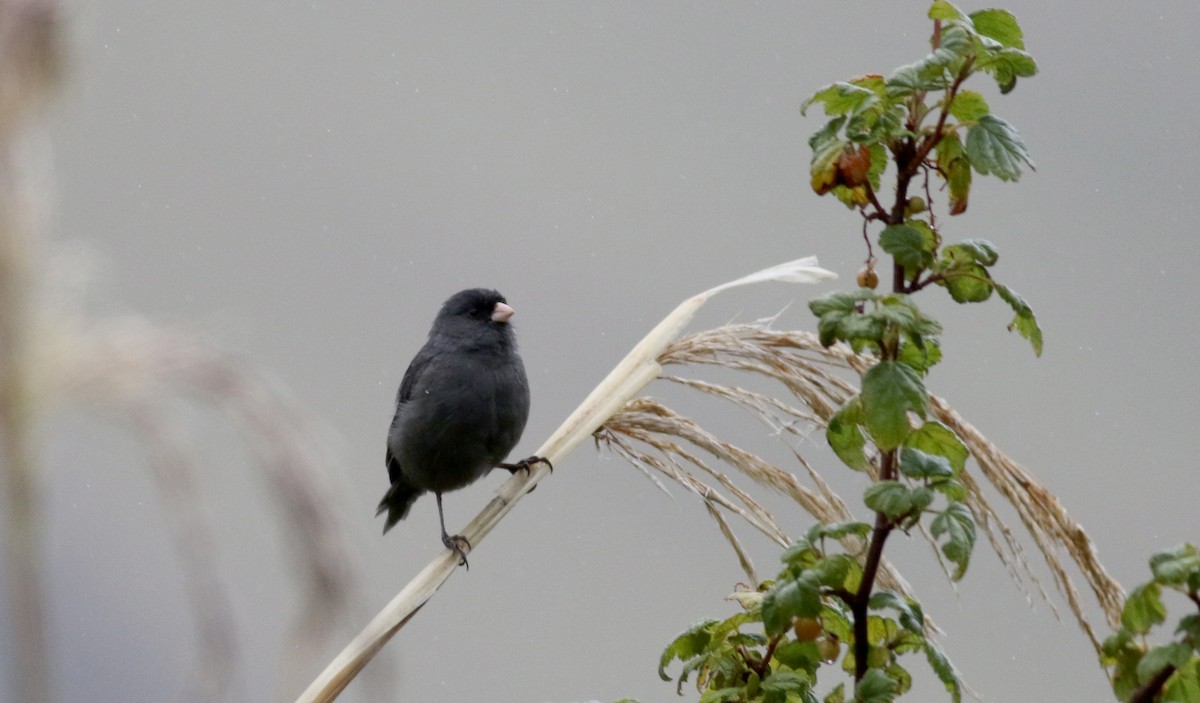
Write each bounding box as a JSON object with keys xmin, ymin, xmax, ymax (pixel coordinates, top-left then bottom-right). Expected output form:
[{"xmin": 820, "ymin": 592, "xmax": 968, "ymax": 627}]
[{"xmin": 376, "ymin": 480, "xmax": 423, "ymax": 535}]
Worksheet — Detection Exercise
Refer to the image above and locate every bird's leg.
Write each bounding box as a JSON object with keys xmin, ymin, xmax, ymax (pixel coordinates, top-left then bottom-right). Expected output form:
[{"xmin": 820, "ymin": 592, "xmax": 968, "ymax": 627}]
[
  {"xmin": 435, "ymin": 492, "xmax": 471, "ymax": 569},
  {"xmin": 496, "ymin": 455, "xmax": 553, "ymax": 475}
]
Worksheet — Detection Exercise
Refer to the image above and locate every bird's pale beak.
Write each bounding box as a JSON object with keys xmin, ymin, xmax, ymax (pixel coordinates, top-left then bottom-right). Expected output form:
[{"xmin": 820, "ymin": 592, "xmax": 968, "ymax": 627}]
[{"xmin": 491, "ymin": 302, "xmax": 515, "ymax": 323}]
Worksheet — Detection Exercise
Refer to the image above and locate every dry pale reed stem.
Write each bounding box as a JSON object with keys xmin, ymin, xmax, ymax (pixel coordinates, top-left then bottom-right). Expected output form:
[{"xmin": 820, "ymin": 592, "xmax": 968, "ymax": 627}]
[
  {"xmin": 0, "ymin": 3, "xmax": 61, "ymax": 702},
  {"xmin": 294, "ymin": 258, "xmax": 836, "ymax": 702}
]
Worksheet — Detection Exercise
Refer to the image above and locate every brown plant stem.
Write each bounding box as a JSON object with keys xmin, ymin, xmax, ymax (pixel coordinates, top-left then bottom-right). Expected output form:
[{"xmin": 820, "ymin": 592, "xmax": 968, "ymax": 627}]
[
  {"xmin": 850, "ymin": 447, "xmax": 898, "ymax": 682},
  {"xmin": 1128, "ymin": 663, "xmax": 1175, "ymax": 703}
]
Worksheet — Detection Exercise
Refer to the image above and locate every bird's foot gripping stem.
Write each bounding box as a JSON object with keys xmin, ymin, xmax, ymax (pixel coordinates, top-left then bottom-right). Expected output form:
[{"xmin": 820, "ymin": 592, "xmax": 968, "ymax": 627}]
[
  {"xmin": 442, "ymin": 532, "xmax": 472, "ymax": 569},
  {"xmin": 497, "ymin": 455, "xmax": 553, "ymax": 476}
]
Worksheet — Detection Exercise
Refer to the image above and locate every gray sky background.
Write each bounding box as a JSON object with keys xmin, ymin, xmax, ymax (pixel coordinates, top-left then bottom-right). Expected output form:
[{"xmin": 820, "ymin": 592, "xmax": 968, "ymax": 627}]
[{"xmin": 3, "ymin": 1, "xmax": 1198, "ymax": 701}]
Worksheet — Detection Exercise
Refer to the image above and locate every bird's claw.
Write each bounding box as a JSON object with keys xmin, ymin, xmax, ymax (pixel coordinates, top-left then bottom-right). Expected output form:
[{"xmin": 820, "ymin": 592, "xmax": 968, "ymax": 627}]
[
  {"xmin": 498, "ymin": 455, "xmax": 553, "ymax": 475},
  {"xmin": 443, "ymin": 533, "xmax": 472, "ymax": 569}
]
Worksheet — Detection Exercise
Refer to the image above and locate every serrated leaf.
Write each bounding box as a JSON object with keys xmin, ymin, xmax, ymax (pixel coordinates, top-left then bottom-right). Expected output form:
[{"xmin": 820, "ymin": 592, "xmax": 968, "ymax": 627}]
[
  {"xmin": 774, "ymin": 639, "xmax": 822, "ymax": 671},
  {"xmin": 966, "ymin": 114, "xmax": 1034, "ymax": 181},
  {"xmin": 945, "ymin": 239, "xmax": 999, "ymax": 266},
  {"xmin": 970, "ymin": 9, "xmax": 1025, "ymax": 50},
  {"xmin": 861, "ymin": 361, "xmax": 928, "ymax": 449},
  {"xmin": 855, "ymin": 668, "xmax": 897, "ymax": 703},
  {"xmin": 763, "ymin": 576, "xmax": 822, "ymax": 636},
  {"xmin": 808, "ymin": 520, "xmax": 873, "ymax": 542},
  {"xmin": 1136, "ymin": 643, "xmax": 1192, "ymax": 685},
  {"xmin": 828, "ymin": 400, "xmax": 870, "ymax": 471},
  {"xmin": 810, "ymin": 554, "xmax": 864, "ymax": 593},
  {"xmin": 887, "ymin": 61, "xmax": 948, "ymax": 97},
  {"xmin": 930, "ymin": 503, "xmax": 976, "ymax": 580},
  {"xmin": 810, "ymin": 290, "xmax": 869, "ymax": 317},
  {"xmin": 698, "ymin": 687, "xmax": 745, "ymax": 703},
  {"xmin": 802, "ymin": 82, "xmax": 879, "ymax": 117},
  {"xmin": 810, "ymin": 119, "xmax": 847, "ymax": 195},
  {"xmin": 996, "ymin": 284, "xmax": 1044, "ymax": 356},
  {"xmin": 905, "ymin": 421, "xmax": 968, "ymax": 472},
  {"xmin": 659, "ymin": 619, "xmax": 719, "ymax": 680},
  {"xmin": 924, "ymin": 640, "xmax": 964, "ymax": 703},
  {"xmin": 928, "ymin": 0, "xmax": 967, "ymax": 22},
  {"xmin": 899, "ymin": 447, "xmax": 954, "ymax": 479},
  {"xmin": 1149, "ymin": 543, "xmax": 1200, "ymax": 586},
  {"xmin": 880, "ymin": 223, "xmax": 935, "ymax": 279},
  {"xmin": 981, "ymin": 47, "xmax": 1038, "ymax": 94},
  {"xmin": 869, "ymin": 590, "xmax": 924, "ymax": 634},
  {"xmin": 864, "ymin": 480, "xmax": 933, "ymax": 520},
  {"xmin": 941, "ymin": 262, "xmax": 993, "ymax": 303},
  {"xmin": 762, "ymin": 669, "xmax": 813, "ymax": 694},
  {"xmin": 888, "ymin": 663, "xmax": 914, "ymax": 695},
  {"xmin": 1178, "ymin": 614, "xmax": 1200, "ymax": 646},
  {"xmin": 872, "ymin": 296, "xmax": 939, "ymax": 338},
  {"xmin": 866, "ymin": 142, "xmax": 888, "ymax": 191},
  {"xmin": 1122, "ymin": 583, "xmax": 1167, "ymax": 635},
  {"xmin": 1162, "ymin": 663, "xmax": 1200, "ymax": 703},
  {"xmin": 948, "ymin": 90, "xmax": 989, "ymax": 122},
  {"xmin": 898, "ymin": 335, "xmax": 942, "ymax": 374},
  {"xmin": 937, "ymin": 131, "xmax": 972, "ymax": 215},
  {"xmin": 781, "ymin": 540, "xmax": 820, "ymax": 568}
]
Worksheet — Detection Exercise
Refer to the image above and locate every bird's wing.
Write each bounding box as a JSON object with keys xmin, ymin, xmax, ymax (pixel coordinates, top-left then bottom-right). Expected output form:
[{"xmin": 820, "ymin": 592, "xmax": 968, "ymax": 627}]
[
  {"xmin": 396, "ymin": 345, "xmax": 435, "ymax": 406},
  {"xmin": 385, "ymin": 443, "xmax": 403, "ymax": 484}
]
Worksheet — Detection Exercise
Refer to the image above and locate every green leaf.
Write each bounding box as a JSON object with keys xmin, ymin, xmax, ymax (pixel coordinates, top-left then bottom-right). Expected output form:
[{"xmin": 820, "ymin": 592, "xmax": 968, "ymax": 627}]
[
  {"xmin": 810, "ymin": 118, "xmax": 847, "ymax": 195},
  {"xmin": 1122, "ymin": 582, "xmax": 1167, "ymax": 635},
  {"xmin": 781, "ymin": 539, "xmax": 820, "ymax": 568},
  {"xmin": 763, "ymin": 576, "xmax": 822, "ymax": 636},
  {"xmin": 924, "ymin": 640, "xmax": 964, "ymax": 703},
  {"xmin": 897, "ymin": 335, "xmax": 942, "ymax": 374},
  {"xmin": 810, "ymin": 554, "xmax": 864, "ymax": 593},
  {"xmin": 948, "ymin": 90, "xmax": 989, "ymax": 122},
  {"xmin": 969, "ymin": 9, "xmax": 1025, "ymax": 49},
  {"xmin": 905, "ymin": 421, "xmax": 969, "ymax": 472},
  {"xmin": 861, "ymin": 361, "xmax": 928, "ymax": 450},
  {"xmin": 995, "ymin": 284, "xmax": 1044, "ymax": 356},
  {"xmin": 808, "ymin": 520, "xmax": 873, "ymax": 543},
  {"xmin": 869, "ymin": 590, "xmax": 925, "ymax": 634},
  {"xmin": 774, "ymin": 640, "xmax": 822, "ymax": 671},
  {"xmin": 1149, "ymin": 543, "xmax": 1200, "ymax": 586},
  {"xmin": 930, "ymin": 503, "xmax": 976, "ymax": 580},
  {"xmin": 810, "ymin": 290, "xmax": 875, "ymax": 348},
  {"xmin": 899, "ymin": 447, "xmax": 954, "ymax": 479},
  {"xmin": 1178, "ymin": 614, "xmax": 1200, "ymax": 646},
  {"xmin": 936, "ymin": 131, "xmax": 972, "ymax": 215},
  {"xmin": 1136, "ymin": 643, "xmax": 1192, "ymax": 685},
  {"xmin": 802, "ymin": 82, "xmax": 879, "ymax": 117},
  {"xmin": 828, "ymin": 408, "xmax": 869, "ymax": 471},
  {"xmin": 855, "ymin": 668, "xmax": 897, "ymax": 703},
  {"xmin": 944, "ymin": 239, "xmax": 999, "ymax": 266},
  {"xmin": 941, "ymin": 263, "xmax": 993, "ymax": 303},
  {"xmin": 888, "ymin": 663, "xmax": 914, "ymax": 696},
  {"xmin": 880, "ymin": 224, "xmax": 933, "ymax": 277},
  {"xmin": 928, "ymin": 0, "xmax": 967, "ymax": 22},
  {"xmin": 966, "ymin": 114, "xmax": 1034, "ymax": 182},
  {"xmin": 698, "ymin": 687, "xmax": 745, "ymax": 703},
  {"xmin": 762, "ymin": 669, "xmax": 813, "ymax": 695},
  {"xmin": 810, "ymin": 290, "xmax": 870, "ymax": 317},
  {"xmin": 864, "ymin": 481, "xmax": 933, "ymax": 520},
  {"xmin": 659, "ymin": 618, "xmax": 719, "ymax": 680},
  {"xmin": 980, "ymin": 48, "xmax": 1038, "ymax": 94},
  {"xmin": 1162, "ymin": 663, "xmax": 1200, "ymax": 703},
  {"xmin": 887, "ymin": 60, "xmax": 948, "ymax": 97}
]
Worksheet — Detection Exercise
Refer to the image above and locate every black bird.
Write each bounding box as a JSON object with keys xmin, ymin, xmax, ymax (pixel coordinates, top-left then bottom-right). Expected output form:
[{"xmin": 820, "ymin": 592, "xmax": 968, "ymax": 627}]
[{"xmin": 376, "ymin": 288, "xmax": 549, "ymax": 567}]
